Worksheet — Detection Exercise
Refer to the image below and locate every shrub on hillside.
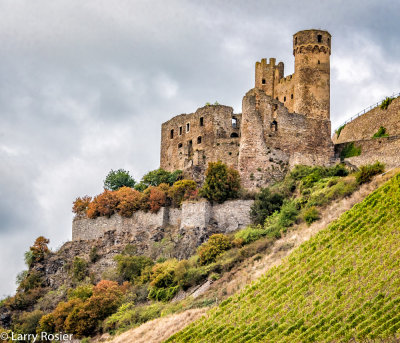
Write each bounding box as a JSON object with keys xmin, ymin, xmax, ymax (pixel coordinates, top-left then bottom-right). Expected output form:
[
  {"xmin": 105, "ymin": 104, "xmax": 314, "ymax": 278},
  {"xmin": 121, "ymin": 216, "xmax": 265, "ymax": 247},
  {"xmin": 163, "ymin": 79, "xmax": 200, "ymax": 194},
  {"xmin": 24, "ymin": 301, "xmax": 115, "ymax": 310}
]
[
  {"xmin": 116, "ymin": 187, "xmax": 144, "ymax": 217},
  {"xmin": 148, "ymin": 186, "xmax": 168, "ymax": 213},
  {"xmin": 29, "ymin": 236, "xmax": 50, "ymax": 263},
  {"xmin": 302, "ymin": 206, "xmax": 320, "ymax": 225},
  {"xmin": 17, "ymin": 270, "xmax": 44, "ymax": 292},
  {"xmin": 380, "ymin": 96, "xmax": 394, "ymax": 110},
  {"xmin": 103, "ymin": 169, "xmax": 135, "ymax": 191},
  {"xmin": 200, "ymin": 161, "xmax": 241, "ymax": 203},
  {"xmin": 372, "ymin": 126, "xmax": 389, "ymax": 138},
  {"xmin": 72, "ymin": 257, "xmax": 88, "ymax": 282},
  {"xmin": 234, "ymin": 226, "xmax": 267, "ymax": 245},
  {"xmin": 335, "ymin": 124, "xmax": 346, "ymax": 138},
  {"xmin": 72, "ymin": 196, "xmax": 92, "ymax": 217},
  {"xmin": 67, "ymin": 284, "xmax": 93, "ymax": 301},
  {"xmin": 87, "ymin": 189, "xmax": 119, "ymax": 218},
  {"xmin": 356, "ymin": 162, "xmax": 385, "ymax": 185},
  {"xmin": 148, "ymin": 259, "xmax": 180, "ymax": 302},
  {"xmin": 12, "ymin": 310, "xmax": 44, "ymax": 336},
  {"xmin": 168, "ymin": 180, "xmax": 197, "ymax": 207},
  {"xmin": 250, "ymin": 188, "xmax": 284, "ymax": 225},
  {"xmin": 114, "ymin": 255, "xmax": 154, "ymax": 282},
  {"xmin": 197, "ymin": 234, "xmax": 232, "ymax": 265}
]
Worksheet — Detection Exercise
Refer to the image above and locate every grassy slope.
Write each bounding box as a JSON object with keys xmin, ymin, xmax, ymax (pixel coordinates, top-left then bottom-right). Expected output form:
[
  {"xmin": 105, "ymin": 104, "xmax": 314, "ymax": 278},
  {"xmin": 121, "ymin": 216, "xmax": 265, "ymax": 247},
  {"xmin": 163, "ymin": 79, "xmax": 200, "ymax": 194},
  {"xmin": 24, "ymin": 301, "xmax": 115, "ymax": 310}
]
[{"xmin": 166, "ymin": 173, "xmax": 400, "ymax": 342}]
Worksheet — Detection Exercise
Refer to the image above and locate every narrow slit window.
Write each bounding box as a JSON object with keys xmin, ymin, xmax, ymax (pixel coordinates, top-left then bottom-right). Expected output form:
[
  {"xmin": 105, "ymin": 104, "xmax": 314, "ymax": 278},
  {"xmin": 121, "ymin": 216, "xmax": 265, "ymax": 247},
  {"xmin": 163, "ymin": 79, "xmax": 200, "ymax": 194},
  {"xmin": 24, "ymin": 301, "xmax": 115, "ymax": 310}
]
[
  {"xmin": 284, "ymin": 96, "xmax": 286, "ymax": 102},
  {"xmin": 262, "ymin": 79, "xmax": 266, "ymax": 84},
  {"xmin": 295, "ymin": 37, "xmax": 297, "ymax": 45},
  {"xmin": 291, "ymin": 94, "xmax": 293, "ymax": 99},
  {"xmin": 197, "ymin": 136, "xmax": 202, "ymax": 144},
  {"xmin": 318, "ymin": 60, "xmax": 320, "ymax": 64},
  {"xmin": 186, "ymin": 123, "xmax": 190, "ymax": 132},
  {"xmin": 317, "ymin": 34, "xmax": 322, "ymax": 43},
  {"xmin": 200, "ymin": 117, "xmax": 204, "ymax": 126},
  {"xmin": 170, "ymin": 129, "xmax": 174, "ymax": 139},
  {"xmin": 179, "ymin": 126, "xmax": 182, "ymax": 135}
]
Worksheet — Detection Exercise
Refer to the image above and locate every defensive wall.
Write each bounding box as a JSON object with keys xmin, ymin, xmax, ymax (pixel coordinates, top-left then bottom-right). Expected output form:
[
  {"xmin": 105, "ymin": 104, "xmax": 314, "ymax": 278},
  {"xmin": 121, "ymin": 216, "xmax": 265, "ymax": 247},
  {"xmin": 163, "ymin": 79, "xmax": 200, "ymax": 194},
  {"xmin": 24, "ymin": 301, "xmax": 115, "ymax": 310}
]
[{"xmin": 72, "ymin": 199, "xmax": 253, "ymax": 242}]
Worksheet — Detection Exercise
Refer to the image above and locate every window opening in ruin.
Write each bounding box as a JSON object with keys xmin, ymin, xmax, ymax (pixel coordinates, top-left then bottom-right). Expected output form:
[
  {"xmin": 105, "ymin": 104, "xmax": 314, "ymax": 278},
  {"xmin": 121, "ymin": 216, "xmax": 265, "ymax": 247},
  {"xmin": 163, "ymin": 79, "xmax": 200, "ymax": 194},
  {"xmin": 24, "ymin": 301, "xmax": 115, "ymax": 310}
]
[
  {"xmin": 179, "ymin": 126, "xmax": 182, "ymax": 135},
  {"xmin": 232, "ymin": 117, "xmax": 238, "ymax": 129},
  {"xmin": 295, "ymin": 37, "xmax": 297, "ymax": 44},
  {"xmin": 317, "ymin": 34, "xmax": 322, "ymax": 43},
  {"xmin": 200, "ymin": 117, "xmax": 204, "ymax": 126},
  {"xmin": 318, "ymin": 60, "xmax": 320, "ymax": 64},
  {"xmin": 230, "ymin": 132, "xmax": 239, "ymax": 138},
  {"xmin": 291, "ymin": 94, "xmax": 293, "ymax": 99},
  {"xmin": 186, "ymin": 123, "xmax": 190, "ymax": 132},
  {"xmin": 273, "ymin": 104, "xmax": 278, "ymax": 111},
  {"xmin": 284, "ymin": 96, "xmax": 286, "ymax": 102},
  {"xmin": 170, "ymin": 129, "xmax": 174, "ymax": 139},
  {"xmin": 262, "ymin": 79, "xmax": 266, "ymax": 84},
  {"xmin": 197, "ymin": 136, "xmax": 202, "ymax": 144},
  {"xmin": 328, "ymin": 38, "xmax": 330, "ymax": 45},
  {"xmin": 271, "ymin": 120, "xmax": 278, "ymax": 131},
  {"xmin": 276, "ymin": 97, "xmax": 278, "ymax": 100},
  {"xmin": 178, "ymin": 143, "xmax": 182, "ymax": 148}
]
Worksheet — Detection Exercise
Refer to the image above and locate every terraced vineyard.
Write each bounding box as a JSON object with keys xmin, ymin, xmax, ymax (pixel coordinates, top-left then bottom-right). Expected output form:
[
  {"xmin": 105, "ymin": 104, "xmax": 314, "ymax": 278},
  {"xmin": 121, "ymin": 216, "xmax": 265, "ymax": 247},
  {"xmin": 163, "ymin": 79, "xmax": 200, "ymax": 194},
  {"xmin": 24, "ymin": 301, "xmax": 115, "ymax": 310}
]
[{"xmin": 166, "ymin": 173, "xmax": 400, "ymax": 342}]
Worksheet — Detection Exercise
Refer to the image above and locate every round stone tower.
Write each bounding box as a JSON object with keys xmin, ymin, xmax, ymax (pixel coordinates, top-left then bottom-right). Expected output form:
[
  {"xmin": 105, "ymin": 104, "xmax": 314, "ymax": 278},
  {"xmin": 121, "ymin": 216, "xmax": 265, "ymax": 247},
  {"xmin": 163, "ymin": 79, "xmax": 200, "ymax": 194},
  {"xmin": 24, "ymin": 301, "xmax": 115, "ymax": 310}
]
[{"xmin": 293, "ymin": 29, "xmax": 331, "ymax": 120}]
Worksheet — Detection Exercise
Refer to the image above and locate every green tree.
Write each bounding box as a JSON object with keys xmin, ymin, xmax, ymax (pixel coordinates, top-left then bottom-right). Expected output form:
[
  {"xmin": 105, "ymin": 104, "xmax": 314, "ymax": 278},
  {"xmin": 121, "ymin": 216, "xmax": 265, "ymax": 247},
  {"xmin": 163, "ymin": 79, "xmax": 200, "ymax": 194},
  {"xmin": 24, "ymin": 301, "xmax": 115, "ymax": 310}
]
[
  {"xmin": 200, "ymin": 161, "xmax": 241, "ymax": 203},
  {"xmin": 250, "ymin": 188, "xmax": 284, "ymax": 225},
  {"xmin": 141, "ymin": 168, "xmax": 182, "ymax": 187},
  {"xmin": 103, "ymin": 169, "xmax": 135, "ymax": 191}
]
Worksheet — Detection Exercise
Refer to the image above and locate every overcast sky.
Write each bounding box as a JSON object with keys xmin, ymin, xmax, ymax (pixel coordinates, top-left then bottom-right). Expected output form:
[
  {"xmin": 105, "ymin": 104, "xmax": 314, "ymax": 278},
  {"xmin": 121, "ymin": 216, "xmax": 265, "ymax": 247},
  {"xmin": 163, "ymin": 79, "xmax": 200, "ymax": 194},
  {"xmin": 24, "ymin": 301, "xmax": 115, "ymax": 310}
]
[{"xmin": 0, "ymin": 0, "xmax": 399, "ymax": 297}]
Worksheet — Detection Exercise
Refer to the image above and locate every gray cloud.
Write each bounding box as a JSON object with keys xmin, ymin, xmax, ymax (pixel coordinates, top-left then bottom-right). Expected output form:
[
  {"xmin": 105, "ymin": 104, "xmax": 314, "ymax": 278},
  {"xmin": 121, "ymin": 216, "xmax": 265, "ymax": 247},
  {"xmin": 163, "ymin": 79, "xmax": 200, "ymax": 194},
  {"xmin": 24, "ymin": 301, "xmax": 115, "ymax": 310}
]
[{"xmin": 1, "ymin": 0, "xmax": 399, "ymax": 296}]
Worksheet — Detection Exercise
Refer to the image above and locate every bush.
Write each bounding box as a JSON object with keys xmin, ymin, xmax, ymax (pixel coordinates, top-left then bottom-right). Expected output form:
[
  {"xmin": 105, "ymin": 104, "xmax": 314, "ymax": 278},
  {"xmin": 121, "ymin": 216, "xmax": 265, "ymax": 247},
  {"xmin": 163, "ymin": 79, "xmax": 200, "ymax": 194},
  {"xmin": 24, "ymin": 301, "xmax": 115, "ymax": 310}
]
[
  {"xmin": 234, "ymin": 227, "xmax": 266, "ymax": 245},
  {"xmin": 340, "ymin": 142, "xmax": 361, "ymax": 160},
  {"xmin": 380, "ymin": 96, "xmax": 394, "ymax": 110},
  {"xmin": 12, "ymin": 310, "xmax": 43, "ymax": 336},
  {"xmin": 168, "ymin": 180, "xmax": 197, "ymax": 207},
  {"xmin": 72, "ymin": 257, "xmax": 88, "ymax": 282},
  {"xmin": 115, "ymin": 255, "xmax": 154, "ymax": 282},
  {"xmin": 148, "ymin": 186, "xmax": 168, "ymax": 213},
  {"xmin": 148, "ymin": 260, "xmax": 180, "ymax": 302},
  {"xmin": 104, "ymin": 169, "xmax": 135, "ymax": 191},
  {"xmin": 87, "ymin": 189, "xmax": 119, "ymax": 218},
  {"xmin": 372, "ymin": 126, "xmax": 389, "ymax": 138},
  {"xmin": 356, "ymin": 162, "xmax": 385, "ymax": 185},
  {"xmin": 303, "ymin": 206, "xmax": 320, "ymax": 225},
  {"xmin": 89, "ymin": 247, "xmax": 100, "ymax": 263},
  {"xmin": 200, "ymin": 161, "xmax": 241, "ymax": 203},
  {"xmin": 72, "ymin": 196, "xmax": 92, "ymax": 217},
  {"xmin": 68, "ymin": 284, "xmax": 93, "ymax": 301},
  {"xmin": 276, "ymin": 200, "xmax": 299, "ymax": 228},
  {"xmin": 116, "ymin": 187, "xmax": 144, "ymax": 217},
  {"xmin": 17, "ymin": 270, "xmax": 44, "ymax": 292},
  {"xmin": 251, "ymin": 188, "xmax": 284, "ymax": 225},
  {"xmin": 29, "ymin": 236, "xmax": 50, "ymax": 263},
  {"xmin": 197, "ymin": 234, "xmax": 232, "ymax": 265},
  {"xmin": 141, "ymin": 168, "xmax": 183, "ymax": 187}
]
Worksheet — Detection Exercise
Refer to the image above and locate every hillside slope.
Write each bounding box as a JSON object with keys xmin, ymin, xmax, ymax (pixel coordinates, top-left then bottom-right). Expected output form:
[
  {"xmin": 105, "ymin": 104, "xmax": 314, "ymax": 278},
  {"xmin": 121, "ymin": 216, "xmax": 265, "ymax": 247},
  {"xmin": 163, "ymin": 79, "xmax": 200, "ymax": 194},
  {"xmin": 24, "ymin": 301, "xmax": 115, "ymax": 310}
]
[{"xmin": 166, "ymin": 172, "xmax": 400, "ymax": 342}]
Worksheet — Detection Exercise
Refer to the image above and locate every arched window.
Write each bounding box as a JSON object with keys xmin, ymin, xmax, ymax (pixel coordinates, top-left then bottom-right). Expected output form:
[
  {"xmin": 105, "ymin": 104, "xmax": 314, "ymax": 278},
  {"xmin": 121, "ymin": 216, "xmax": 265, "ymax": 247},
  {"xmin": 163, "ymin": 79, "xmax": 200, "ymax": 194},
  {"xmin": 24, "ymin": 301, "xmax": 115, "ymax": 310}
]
[
  {"xmin": 197, "ymin": 136, "xmax": 202, "ymax": 144},
  {"xmin": 271, "ymin": 120, "xmax": 278, "ymax": 132},
  {"xmin": 178, "ymin": 143, "xmax": 182, "ymax": 148},
  {"xmin": 230, "ymin": 132, "xmax": 239, "ymax": 138}
]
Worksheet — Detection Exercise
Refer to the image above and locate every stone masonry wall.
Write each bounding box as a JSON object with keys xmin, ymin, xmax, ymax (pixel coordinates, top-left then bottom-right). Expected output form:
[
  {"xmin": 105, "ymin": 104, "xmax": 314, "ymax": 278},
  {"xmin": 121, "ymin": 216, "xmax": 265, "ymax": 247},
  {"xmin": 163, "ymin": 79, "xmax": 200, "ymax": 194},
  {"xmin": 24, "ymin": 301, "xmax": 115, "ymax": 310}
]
[
  {"xmin": 335, "ymin": 135, "xmax": 400, "ymax": 169},
  {"xmin": 333, "ymin": 97, "xmax": 400, "ymax": 144},
  {"xmin": 72, "ymin": 199, "xmax": 254, "ymax": 242}
]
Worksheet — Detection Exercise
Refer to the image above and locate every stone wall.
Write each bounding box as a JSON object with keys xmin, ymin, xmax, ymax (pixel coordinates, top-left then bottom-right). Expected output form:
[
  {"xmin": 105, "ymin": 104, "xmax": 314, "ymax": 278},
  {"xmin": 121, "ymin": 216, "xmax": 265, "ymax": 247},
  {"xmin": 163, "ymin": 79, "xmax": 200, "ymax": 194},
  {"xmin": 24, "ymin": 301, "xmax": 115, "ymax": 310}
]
[
  {"xmin": 333, "ymin": 97, "xmax": 400, "ymax": 144},
  {"xmin": 335, "ymin": 135, "xmax": 400, "ymax": 169},
  {"xmin": 72, "ymin": 199, "xmax": 254, "ymax": 242}
]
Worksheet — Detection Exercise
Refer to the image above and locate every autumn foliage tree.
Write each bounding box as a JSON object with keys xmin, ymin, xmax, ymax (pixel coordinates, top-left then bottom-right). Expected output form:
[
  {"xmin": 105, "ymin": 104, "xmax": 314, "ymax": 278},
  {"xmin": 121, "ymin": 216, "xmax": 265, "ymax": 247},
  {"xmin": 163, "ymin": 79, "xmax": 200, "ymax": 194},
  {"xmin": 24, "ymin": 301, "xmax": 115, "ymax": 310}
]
[
  {"xmin": 87, "ymin": 189, "xmax": 119, "ymax": 218},
  {"xmin": 72, "ymin": 196, "xmax": 92, "ymax": 217},
  {"xmin": 30, "ymin": 236, "xmax": 50, "ymax": 263}
]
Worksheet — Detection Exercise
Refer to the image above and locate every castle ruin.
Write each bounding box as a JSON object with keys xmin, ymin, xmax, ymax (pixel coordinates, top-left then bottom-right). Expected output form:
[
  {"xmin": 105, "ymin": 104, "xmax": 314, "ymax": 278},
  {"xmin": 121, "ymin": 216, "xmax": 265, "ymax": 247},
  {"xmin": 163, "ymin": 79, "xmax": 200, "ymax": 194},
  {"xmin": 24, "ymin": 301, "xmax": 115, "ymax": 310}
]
[{"xmin": 161, "ymin": 29, "xmax": 335, "ymax": 189}]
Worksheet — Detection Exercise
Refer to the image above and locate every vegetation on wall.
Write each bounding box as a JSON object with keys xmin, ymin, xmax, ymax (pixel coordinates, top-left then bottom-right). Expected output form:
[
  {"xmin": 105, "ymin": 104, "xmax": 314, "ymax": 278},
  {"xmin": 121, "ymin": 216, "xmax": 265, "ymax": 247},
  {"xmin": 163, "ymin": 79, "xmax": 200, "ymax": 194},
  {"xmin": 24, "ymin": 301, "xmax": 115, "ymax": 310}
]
[
  {"xmin": 372, "ymin": 126, "xmax": 389, "ymax": 138},
  {"xmin": 335, "ymin": 123, "xmax": 346, "ymax": 138},
  {"xmin": 380, "ymin": 96, "xmax": 395, "ymax": 110},
  {"xmin": 104, "ymin": 169, "xmax": 136, "ymax": 191},
  {"xmin": 340, "ymin": 142, "xmax": 362, "ymax": 160}
]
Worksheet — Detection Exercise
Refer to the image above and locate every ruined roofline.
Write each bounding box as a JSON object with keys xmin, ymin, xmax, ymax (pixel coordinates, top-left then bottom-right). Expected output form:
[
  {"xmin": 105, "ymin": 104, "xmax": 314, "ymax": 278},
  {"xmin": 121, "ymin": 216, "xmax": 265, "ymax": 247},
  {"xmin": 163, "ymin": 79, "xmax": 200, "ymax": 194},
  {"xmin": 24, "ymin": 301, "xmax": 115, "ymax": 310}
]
[
  {"xmin": 161, "ymin": 104, "xmax": 237, "ymax": 126},
  {"xmin": 293, "ymin": 28, "xmax": 331, "ymax": 37}
]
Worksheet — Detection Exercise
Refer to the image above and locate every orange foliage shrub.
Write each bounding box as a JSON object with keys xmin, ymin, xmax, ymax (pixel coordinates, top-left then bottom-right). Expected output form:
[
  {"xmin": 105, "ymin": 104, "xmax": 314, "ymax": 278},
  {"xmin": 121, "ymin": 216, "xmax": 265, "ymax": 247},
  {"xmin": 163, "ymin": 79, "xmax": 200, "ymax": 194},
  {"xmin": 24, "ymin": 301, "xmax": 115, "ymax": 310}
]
[
  {"xmin": 30, "ymin": 236, "xmax": 50, "ymax": 262},
  {"xmin": 168, "ymin": 180, "xmax": 197, "ymax": 207},
  {"xmin": 116, "ymin": 187, "xmax": 145, "ymax": 217},
  {"xmin": 87, "ymin": 189, "xmax": 119, "ymax": 219},
  {"xmin": 148, "ymin": 186, "xmax": 167, "ymax": 213},
  {"xmin": 72, "ymin": 196, "xmax": 92, "ymax": 217}
]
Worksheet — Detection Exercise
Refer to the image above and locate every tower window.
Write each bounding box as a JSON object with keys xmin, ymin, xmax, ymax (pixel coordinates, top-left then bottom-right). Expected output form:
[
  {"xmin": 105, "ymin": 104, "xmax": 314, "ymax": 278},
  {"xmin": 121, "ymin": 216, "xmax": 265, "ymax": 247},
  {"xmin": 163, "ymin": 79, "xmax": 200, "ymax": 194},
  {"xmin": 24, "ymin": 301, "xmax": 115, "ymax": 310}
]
[
  {"xmin": 276, "ymin": 97, "xmax": 278, "ymax": 100},
  {"xmin": 186, "ymin": 123, "xmax": 190, "ymax": 132},
  {"xmin": 271, "ymin": 120, "xmax": 278, "ymax": 131},
  {"xmin": 328, "ymin": 38, "xmax": 330, "ymax": 45},
  {"xmin": 170, "ymin": 129, "xmax": 174, "ymax": 139},
  {"xmin": 179, "ymin": 126, "xmax": 182, "ymax": 135},
  {"xmin": 200, "ymin": 117, "xmax": 204, "ymax": 126},
  {"xmin": 284, "ymin": 96, "xmax": 286, "ymax": 102},
  {"xmin": 262, "ymin": 78, "xmax": 266, "ymax": 84},
  {"xmin": 230, "ymin": 132, "xmax": 239, "ymax": 138},
  {"xmin": 178, "ymin": 143, "xmax": 182, "ymax": 148},
  {"xmin": 197, "ymin": 136, "xmax": 202, "ymax": 144},
  {"xmin": 318, "ymin": 60, "xmax": 320, "ymax": 64},
  {"xmin": 317, "ymin": 34, "xmax": 322, "ymax": 43},
  {"xmin": 291, "ymin": 94, "xmax": 293, "ymax": 99},
  {"xmin": 232, "ymin": 117, "xmax": 238, "ymax": 128},
  {"xmin": 295, "ymin": 37, "xmax": 297, "ymax": 45}
]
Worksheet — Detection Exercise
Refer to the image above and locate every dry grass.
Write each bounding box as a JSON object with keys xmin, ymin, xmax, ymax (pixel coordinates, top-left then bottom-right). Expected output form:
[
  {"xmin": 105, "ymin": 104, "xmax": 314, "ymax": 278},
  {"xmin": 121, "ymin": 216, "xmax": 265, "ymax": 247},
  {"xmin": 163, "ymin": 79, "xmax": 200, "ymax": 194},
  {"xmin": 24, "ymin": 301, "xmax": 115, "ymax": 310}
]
[{"xmin": 107, "ymin": 308, "xmax": 207, "ymax": 343}]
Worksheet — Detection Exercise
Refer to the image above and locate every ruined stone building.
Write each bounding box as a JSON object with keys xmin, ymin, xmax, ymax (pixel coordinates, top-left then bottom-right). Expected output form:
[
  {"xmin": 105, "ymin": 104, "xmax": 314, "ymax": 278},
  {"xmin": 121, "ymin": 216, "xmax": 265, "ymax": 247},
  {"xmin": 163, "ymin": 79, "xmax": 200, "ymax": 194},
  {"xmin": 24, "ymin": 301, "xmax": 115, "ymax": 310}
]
[{"xmin": 161, "ymin": 29, "xmax": 335, "ymax": 189}]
